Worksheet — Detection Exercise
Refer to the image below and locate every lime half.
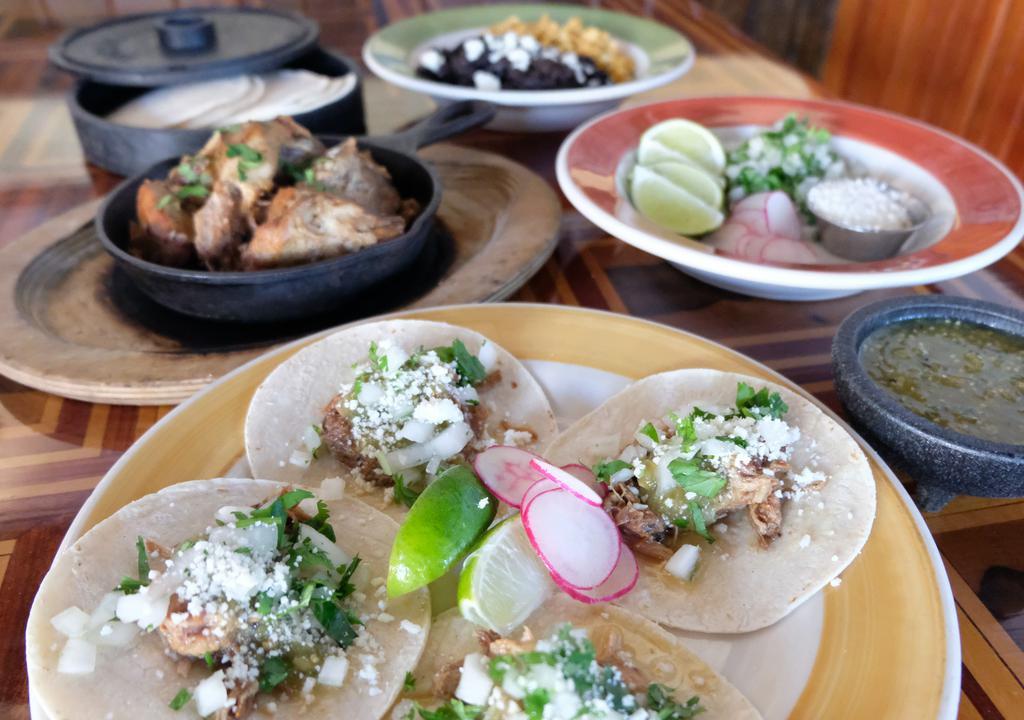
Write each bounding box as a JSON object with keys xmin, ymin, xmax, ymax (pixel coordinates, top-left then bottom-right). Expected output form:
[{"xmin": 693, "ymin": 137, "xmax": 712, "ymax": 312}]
[
  {"xmin": 647, "ymin": 161, "xmax": 724, "ymax": 209},
  {"xmin": 458, "ymin": 515, "xmax": 552, "ymax": 634},
  {"xmin": 637, "ymin": 119, "xmax": 726, "ymax": 175},
  {"xmin": 630, "ymin": 165, "xmax": 724, "ymax": 235},
  {"xmin": 387, "ymin": 465, "xmax": 496, "ymax": 598}
]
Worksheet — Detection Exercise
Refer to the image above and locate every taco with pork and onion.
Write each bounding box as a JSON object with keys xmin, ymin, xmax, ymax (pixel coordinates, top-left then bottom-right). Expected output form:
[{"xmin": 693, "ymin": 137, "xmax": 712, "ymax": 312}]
[
  {"xmin": 399, "ymin": 593, "xmax": 761, "ymax": 720},
  {"xmin": 245, "ymin": 320, "xmax": 557, "ymax": 519},
  {"xmin": 544, "ymin": 369, "xmax": 876, "ymax": 633},
  {"xmin": 26, "ymin": 478, "xmax": 430, "ymax": 720}
]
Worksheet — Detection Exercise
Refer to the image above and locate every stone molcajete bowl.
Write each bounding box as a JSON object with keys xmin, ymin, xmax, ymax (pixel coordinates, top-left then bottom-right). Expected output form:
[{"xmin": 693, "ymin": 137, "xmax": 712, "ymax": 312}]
[{"xmin": 832, "ymin": 295, "xmax": 1024, "ymax": 511}]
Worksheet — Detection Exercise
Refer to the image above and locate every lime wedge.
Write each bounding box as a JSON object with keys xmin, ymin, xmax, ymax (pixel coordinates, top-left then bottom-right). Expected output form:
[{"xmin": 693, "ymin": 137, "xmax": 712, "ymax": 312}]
[
  {"xmin": 637, "ymin": 119, "xmax": 726, "ymax": 175},
  {"xmin": 647, "ymin": 161, "xmax": 724, "ymax": 209},
  {"xmin": 387, "ymin": 466, "xmax": 496, "ymax": 598},
  {"xmin": 630, "ymin": 165, "xmax": 725, "ymax": 235},
  {"xmin": 458, "ymin": 515, "xmax": 551, "ymax": 634}
]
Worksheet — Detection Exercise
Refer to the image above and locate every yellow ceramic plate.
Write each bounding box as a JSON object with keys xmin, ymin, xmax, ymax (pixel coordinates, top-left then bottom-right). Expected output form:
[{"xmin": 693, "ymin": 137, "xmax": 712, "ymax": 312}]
[{"xmin": 43, "ymin": 304, "xmax": 958, "ymax": 719}]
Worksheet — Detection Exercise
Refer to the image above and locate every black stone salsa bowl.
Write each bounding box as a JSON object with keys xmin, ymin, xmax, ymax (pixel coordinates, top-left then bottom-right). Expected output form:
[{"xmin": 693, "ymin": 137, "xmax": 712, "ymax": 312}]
[{"xmin": 832, "ymin": 295, "xmax": 1024, "ymax": 511}]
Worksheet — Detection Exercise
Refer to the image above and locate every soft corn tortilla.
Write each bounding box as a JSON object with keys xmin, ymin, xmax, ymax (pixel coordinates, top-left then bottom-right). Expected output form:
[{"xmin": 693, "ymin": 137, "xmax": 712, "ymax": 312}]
[
  {"xmin": 544, "ymin": 369, "xmax": 876, "ymax": 634},
  {"xmin": 26, "ymin": 478, "xmax": 431, "ymax": 720},
  {"xmin": 245, "ymin": 319, "xmax": 558, "ymax": 519},
  {"xmin": 409, "ymin": 594, "xmax": 761, "ymax": 719}
]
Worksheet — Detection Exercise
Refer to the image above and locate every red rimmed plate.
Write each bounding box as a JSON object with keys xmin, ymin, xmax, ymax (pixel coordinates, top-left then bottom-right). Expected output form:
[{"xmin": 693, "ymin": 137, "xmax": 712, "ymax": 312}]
[{"xmin": 556, "ymin": 96, "xmax": 1024, "ymax": 300}]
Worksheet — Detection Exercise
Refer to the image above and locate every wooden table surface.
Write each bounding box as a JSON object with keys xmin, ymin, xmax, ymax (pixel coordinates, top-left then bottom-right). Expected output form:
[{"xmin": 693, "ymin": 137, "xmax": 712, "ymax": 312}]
[{"xmin": 1, "ymin": 2, "xmax": 1022, "ymax": 719}]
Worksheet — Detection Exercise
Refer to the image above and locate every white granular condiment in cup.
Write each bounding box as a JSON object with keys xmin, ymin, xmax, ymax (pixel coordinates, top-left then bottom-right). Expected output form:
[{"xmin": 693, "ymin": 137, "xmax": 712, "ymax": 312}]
[{"xmin": 808, "ymin": 177, "xmax": 915, "ymax": 231}]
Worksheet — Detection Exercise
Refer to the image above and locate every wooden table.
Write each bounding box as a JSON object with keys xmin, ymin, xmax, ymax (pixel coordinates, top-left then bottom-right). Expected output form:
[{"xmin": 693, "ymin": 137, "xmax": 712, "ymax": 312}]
[{"xmin": 1, "ymin": 2, "xmax": 1022, "ymax": 718}]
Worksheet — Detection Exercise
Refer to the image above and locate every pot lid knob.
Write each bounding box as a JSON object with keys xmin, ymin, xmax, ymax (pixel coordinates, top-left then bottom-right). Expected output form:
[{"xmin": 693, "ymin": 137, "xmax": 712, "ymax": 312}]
[{"xmin": 156, "ymin": 14, "xmax": 217, "ymax": 54}]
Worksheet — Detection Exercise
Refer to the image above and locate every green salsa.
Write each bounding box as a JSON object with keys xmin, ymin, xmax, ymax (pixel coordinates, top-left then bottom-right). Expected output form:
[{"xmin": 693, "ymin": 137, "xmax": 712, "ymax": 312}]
[{"xmin": 861, "ymin": 318, "xmax": 1024, "ymax": 445}]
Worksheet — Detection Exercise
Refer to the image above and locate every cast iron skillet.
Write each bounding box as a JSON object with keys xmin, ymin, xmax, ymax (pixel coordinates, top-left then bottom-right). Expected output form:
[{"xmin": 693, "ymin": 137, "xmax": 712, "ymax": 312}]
[{"xmin": 95, "ymin": 100, "xmax": 496, "ymax": 323}]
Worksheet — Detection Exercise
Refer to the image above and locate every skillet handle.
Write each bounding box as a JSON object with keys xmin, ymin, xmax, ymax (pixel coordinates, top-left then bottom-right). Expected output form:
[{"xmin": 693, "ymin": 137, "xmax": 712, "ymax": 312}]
[{"xmin": 370, "ymin": 101, "xmax": 496, "ymax": 153}]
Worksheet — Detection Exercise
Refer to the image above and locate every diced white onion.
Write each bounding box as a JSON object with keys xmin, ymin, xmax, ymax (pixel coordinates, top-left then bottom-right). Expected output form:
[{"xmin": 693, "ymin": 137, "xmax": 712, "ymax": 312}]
[
  {"xmin": 302, "ymin": 424, "xmax": 321, "ymax": 452},
  {"xmin": 317, "ymin": 654, "xmax": 349, "ymax": 687},
  {"xmin": 399, "ymin": 420, "xmax": 434, "ymax": 444},
  {"xmin": 386, "ymin": 442, "xmax": 434, "ymax": 473},
  {"xmin": 289, "ymin": 448, "xmax": 312, "ymax": 468},
  {"xmin": 617, "ymin": 444, "xmax": 642, "ymax": 463},
  {"xmin": 454, "ymin": 385, "xmax": 479, "ymax": 404},
  {"xmin": 357, "ymin": 382, "xmax": 384, "ymax": 406},
  {"xmin": 50, "ymin": 606, "xmax": 90, "ymax": 638},
  {"xmin": 241, "ymin": 522, "xmax": 279, "ymax": 556},
  {"xmin": 384, "ymin": 345, "xmax": 409, "ymax": 374},
  {"xmin": 116, "ymin": 590, "xmax": 171, "ymax": 629},
  {"xmin": 89, "ymin": 620, "xmax": 138, "ymax": 647},
  {"xmin": 57, "ymin": 637, "xmax": 96, "ymax": 675},
  {"xmin": 425, "ymin": 456, "xmax": 442, "ymax": 477},
  {"xmin": 375, "ymin": 450, "xmax": 394, "ymax": 476},
  {"xmin": 478, "ymin": 341, "xmax": 498, "ymax": 372},
  {"xmin": 195, "ymin": 671, "xmax": 230, "ymax": 716},
  {"xmin": 455, "ymin": 653, "xmax": 494, "ymax": 705},
  {"xmin": 87, "ymin": 592, "xmax": 123, "ymax": 630},
  {"xmin": 299, "ymin": 524, "xmax": 350, "ymax": 568},
  {"xmin": 319, "ymin": 476, "xmax": 345, "ymax": 500},
  {"xmin": 666, "ymin": 544, "xmax": 701, "ymax": 582},
  {"xmin": 610, "ymin": 468, "xmax": 634, "ymax": 485},
  {"xmin": 430, "ymin": 421, "xmax": 473, "ymax": 460}
]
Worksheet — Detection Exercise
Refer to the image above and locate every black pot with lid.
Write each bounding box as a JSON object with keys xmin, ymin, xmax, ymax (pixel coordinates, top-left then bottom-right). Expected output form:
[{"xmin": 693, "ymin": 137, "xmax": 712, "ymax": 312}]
[{"xmin": 50, "ymin": 7, "xmax": 365, "ymax": 176}]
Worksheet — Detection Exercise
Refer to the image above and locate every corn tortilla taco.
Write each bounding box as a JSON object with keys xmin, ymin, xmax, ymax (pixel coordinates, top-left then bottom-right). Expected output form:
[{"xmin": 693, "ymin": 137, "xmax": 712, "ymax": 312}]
[
  {"xmin": 543, "ymin": 369, "xmax": 876, "ymax": 633},
  {"xmin": 245, "ymin": 319, "xmax": 557, "ymax": 519},
  {"xmin": 26, "ymin": 478, "xmax": 431, "ymax": 719}
]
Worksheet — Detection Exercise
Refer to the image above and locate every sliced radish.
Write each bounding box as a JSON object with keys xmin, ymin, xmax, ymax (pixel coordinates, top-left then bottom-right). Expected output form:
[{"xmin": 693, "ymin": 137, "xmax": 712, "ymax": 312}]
[
  {"xmin": 561, "ymin": 463, "xmax": 606, "ymax": 499},
  {"xmin": 521, "ymin": 478, "xmax": 558, "ymax": 511},
  {"xmin": 521, "ymin": 488, "xmax": 620, "ymax": 590},
  {"xmin": 558, "ymin": 544, "xmax": 639, "ymax": 604},
  {"xmin": 472, "ymin": 446, "xmax": 542, "ymax": 507},
  {"xmin": 529, "ymin": 459, "xmax": 602, "ymax": 507}
]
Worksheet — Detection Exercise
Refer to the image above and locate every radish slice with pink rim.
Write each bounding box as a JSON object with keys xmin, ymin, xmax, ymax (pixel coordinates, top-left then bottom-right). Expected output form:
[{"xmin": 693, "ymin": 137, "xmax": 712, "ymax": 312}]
[
  {"xmin": 529, "ymin": 458, "xmax": 603, "ymax": 507},
  {"xmin": 521, "ymin": 478, "xmax": 558, "ymax": 512},
  {"xmin": 558, "ymin": 543, "xmax": 639, "ymax": 604},
  {"xmin": 521, "ymin": 487, "xmax": 621, "ymax": 590},
  {"xmin": 561, "ymin": 463, "xmax": 606, "ymax": 499},
  {"xmin": 472, "ymin": 445, "xmax": 542, "ymax": 507}
]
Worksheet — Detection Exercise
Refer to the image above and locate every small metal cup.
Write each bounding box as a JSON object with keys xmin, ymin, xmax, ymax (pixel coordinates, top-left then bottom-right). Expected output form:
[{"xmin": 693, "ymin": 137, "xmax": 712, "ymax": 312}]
[{"xmin": 809, "ymin": 181, "xmax": 930, "ymax": 262}]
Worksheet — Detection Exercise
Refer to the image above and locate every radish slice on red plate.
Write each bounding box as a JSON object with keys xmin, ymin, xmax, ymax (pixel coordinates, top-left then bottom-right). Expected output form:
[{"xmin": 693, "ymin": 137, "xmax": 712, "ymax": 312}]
[
  {"xmin": 529, "ymin": 458, "xmax": 603, "ymax": 507},
  {"xmin": 560, "ymin": 463, "xmax": 606, "ymax": 499},
  {"xmin": 559, "ymin": 543, "xmax": 639, "ymax": 604},
  {"xmin": 521, "ymin": 488, "xmax": 621, "ymax": 590},
  {"xmin": 472, "ymin": 446, "xmax": 542, "ymax": 507}
]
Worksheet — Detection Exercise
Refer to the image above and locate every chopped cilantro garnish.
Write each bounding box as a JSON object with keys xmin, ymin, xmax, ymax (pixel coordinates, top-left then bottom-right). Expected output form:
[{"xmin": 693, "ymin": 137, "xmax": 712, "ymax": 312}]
[
  {"xmin": 393, "ymin": 474, "xmax": 421, "ymax": 508},
  {"xmin": 403, "ymin": 671, "xmax": 416, "ymax": 693},
  {"xmin": 168, "ymin": 688, "xmax": 191, "ymax": 710},
  {"xmin": 226, "ymin": 143, "xmax": 263, "ymax": 181},
  {"xmin": 434, "ymin": 340, "xmax": 486, "ymax": 386},
  {"xmin": 522, "ymin": 688, "xmax": 550, "ymax": 719},
  {"xmin": 414, "ymin": 699, "xmax": 483, "ymax": 720},
  {"xmin": 258, "ymin": 656, "xmax": 290, "ymax": 692},
  {"xmin": 136, "ymin": 536, "xmax": 150, "ymax": 581},
  {"xmin": 335, "ymin": 556, "xmax": 361, "ymax": 600},
  {"xmin": 646, "ymin": 682, "xmax": 704, "ymax": 718},
  {"xmin": 256, "ymin": 591, "xmax": 275, "ymax": 615},
  {"xmin": 735, "ymin": 382, "xmax": 788, "ymax": 420},
  {"xmin": 300, "ymin": 500, "xmax": 336, "ymax": 542},
  {"xmin": 668, "ymin": 457, "xmax": 726, "ymax": 498},
  {"xmin": 639, "ymin": 422, "xmax": 660, "ymax": 443},
  {"xmin": 310, "ymin": 599, "xmax": 360, "ymax": 648},
  {"xmin": 116, "ymin": 576, "xmax": 145, "ymax": 595},
  {"xmin": 203, "ymin": 652, "xmax": 215, "ymax": 669},
  {"xmin": 280, "ymin": 488, "xmax": 314, "ymax": 510},
  {"xmin": 594, "ymin": 458, "xmax": 632, "ymax": 484},
  {"xmin": 368, "ymin": 341, "xmax": 388, "ymax": 371},
  {"xmin": 175, "ymin": 184, "xmax": 209, "ymax": 200},
  {"xmin": 234, "ymin": 546, "xmax": 251, "ymax": 555},
  {"xmin": 176, "ymin": 161, "xmax": 197, "ymax": 183},
  {"xmin": 670, "ymin": 412, "xmax": 698, "ymax": 449},
  {"xmin": 157, "ymin": 194, "xmax": 174, "ymax": 210},
  {"xmin": 716, "ymin": 435, "xmax": 748, "ymax": 448},
  {"xmin": 687, "ymin": 501, "xmax": 714, "ymax": 543}
]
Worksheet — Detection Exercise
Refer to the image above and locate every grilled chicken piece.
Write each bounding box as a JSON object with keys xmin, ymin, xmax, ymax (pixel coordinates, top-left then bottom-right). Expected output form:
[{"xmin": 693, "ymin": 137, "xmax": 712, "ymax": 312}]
[
  {"xmin": 748, "ymin": 492, "xmax": 783, "ymax": 547},
  {"xmin": 604, "ymin": 484, "xmax": 673, "ymax": 560},
  {"xmin": 710, "ymin": 459, "xmax": 787, "ymax": 546},
  {"xmin": 321, "ymin": 401, "xmax": 387, "ymax": 482},
  {"xmin": 432, "ymin": 660, "xmax": 463, "ymax": 699},
  {"xmin": 132, "ymin": 179, "xmax": 196, "ymax": 267},
  {"xmin": 241, "ymin": 187, "xmax": 405, "ymax": 269},
  {"xmin": 194, "ymin": 182, "xmax": 248, "ymax": 269},
  {"xmin": 313, "ymin": 138, "xmax": 402, "ymax": 216},
  {"xmin": 214, "ymin": 680, "xmax": 258, "ymax": 720},
  {"xmin": 158, "ymin": 595, "xmax": 234, "ymax": 657}
]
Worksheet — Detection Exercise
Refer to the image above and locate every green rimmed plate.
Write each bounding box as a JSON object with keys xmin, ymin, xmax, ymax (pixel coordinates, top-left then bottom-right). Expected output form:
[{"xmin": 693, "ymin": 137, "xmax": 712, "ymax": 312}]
[{"xmin": 362, "ymin": 3, "xmax": 695, "ymax": 132}]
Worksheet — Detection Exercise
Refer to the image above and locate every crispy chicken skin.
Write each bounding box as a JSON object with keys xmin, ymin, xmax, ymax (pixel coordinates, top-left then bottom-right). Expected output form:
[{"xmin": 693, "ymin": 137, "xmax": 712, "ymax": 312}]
[
  {"xmin": 133, "ymin": 179, "xmax": 196, "ymax": 267},
  {"xmin": 313, "ymin": 137, "xmax": 403, "ymax": 216},
  {"xmin": 241, "ymin": 187, "xmax": 405, "ymax": 269}
]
